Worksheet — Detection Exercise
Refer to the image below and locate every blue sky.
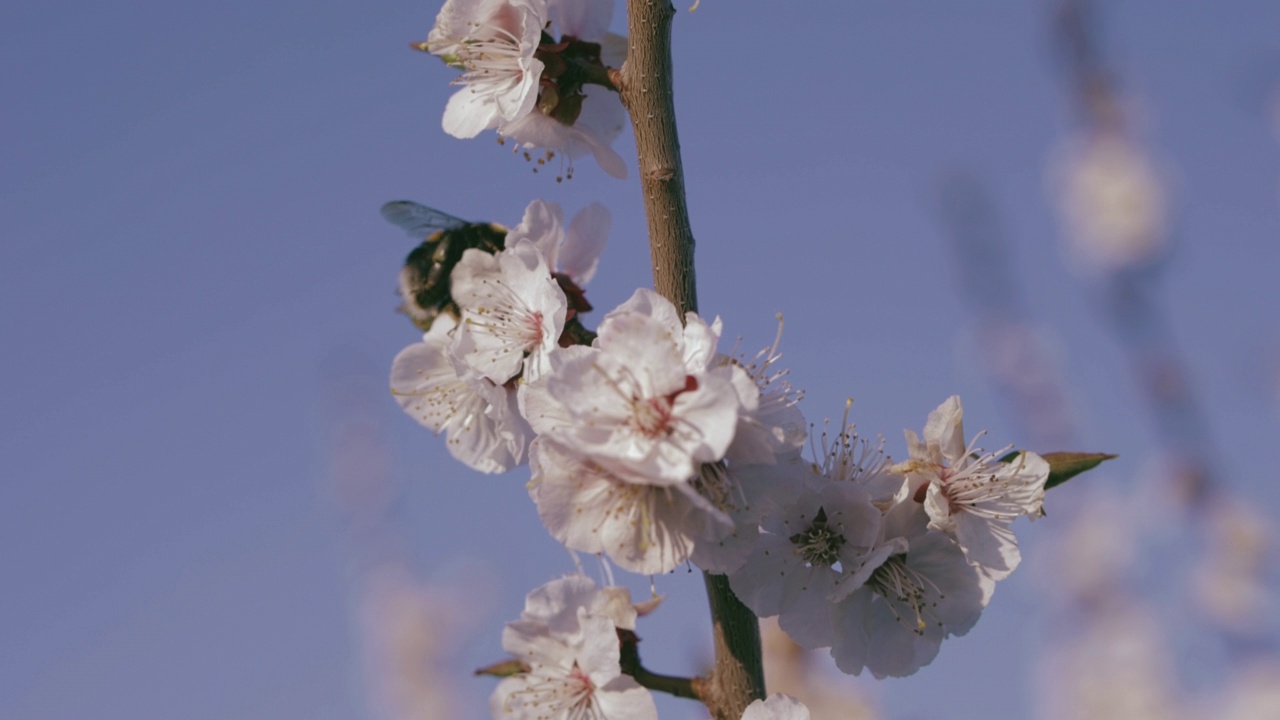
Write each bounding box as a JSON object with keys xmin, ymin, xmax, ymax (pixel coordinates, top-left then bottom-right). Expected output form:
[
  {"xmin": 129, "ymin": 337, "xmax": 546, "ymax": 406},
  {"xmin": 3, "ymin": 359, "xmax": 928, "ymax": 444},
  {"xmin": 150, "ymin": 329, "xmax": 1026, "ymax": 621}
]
[{"xmin": 3, "ymin": 1, "xmax": 1278, "ymax": 718}]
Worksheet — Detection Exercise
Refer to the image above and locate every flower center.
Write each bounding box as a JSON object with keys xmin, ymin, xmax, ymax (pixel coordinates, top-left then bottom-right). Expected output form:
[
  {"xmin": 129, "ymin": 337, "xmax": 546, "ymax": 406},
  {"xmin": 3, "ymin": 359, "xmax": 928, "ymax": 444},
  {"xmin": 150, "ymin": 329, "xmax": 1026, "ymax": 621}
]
[
  {"xmin": 631, "ymin": 396, "xmax": 674, "ymax": 437},
  {"xmin": 628, "ymin": 375, "xmax": 698, "ymax": 438},
  {"xmin": 508, "ymin": 659, "xmax": 599, "ymax": 716},
  {"xmin": 789, "ymin": 508, "xmax": 846, "ymax": 567}
]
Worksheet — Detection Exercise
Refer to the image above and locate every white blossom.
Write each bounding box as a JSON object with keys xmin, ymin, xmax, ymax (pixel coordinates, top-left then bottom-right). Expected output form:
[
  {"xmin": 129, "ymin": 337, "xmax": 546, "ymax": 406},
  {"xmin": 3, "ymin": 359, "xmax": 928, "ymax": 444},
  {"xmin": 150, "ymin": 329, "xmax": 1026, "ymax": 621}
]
[
  {"xmin": 829, "ymin": 499, "xmax": 991, "ymax": 678},
  {"xmin": 390, "ymin": 315, "xmax": 530, "ymax": 473},
  {"xmin": 528, "ymin": 438, "xmax": 733, "ymax": 575},
  {"xmin": 497, "ymin": 0, "xmax": 629, "ymax": 179},
  {"xmin": 729, "ymin": 477, "xmax": 881, "ymax": 650},
  {"xmin": 895, "ymin": 396, "xmax": 1048, "ymax": 580},
  {"xmin": 490, "ymin": 576, "xmax": 657, "ymax": 720},
  {"xmin": 518, "ymin": 574, "xmax": 638, "ymax": 633},
  {"xmin": 520, "ymin": 289, "xmax": 749, "ymax": 486},
  {"xmin": 426, "ymin": 0, "xmax": 547, "ymax": 139},
  {"xmin": 500, "ymin": 85, "xmax": 628, "ymax": 179},
  {"xmin": 449, "ymin": 239, "xmax": 567, "ymax": 384},
  {"xmin": 741, "ymin": 694, "xmax": 811, "ymax": 720},
  {"xmin": 1053, "ymin": 131, "xmax": 1168, "ymax": 273},
  {"xmin": 505, "ymin": 199, "xmax": 611, "ymax": 290},
  {"xmin": 811, "ymin": 403, "xmax": 903, "ymax": 508},
  {"xmin": 722, "ymin": 319, "xmax": 807, "ymax": 467}
]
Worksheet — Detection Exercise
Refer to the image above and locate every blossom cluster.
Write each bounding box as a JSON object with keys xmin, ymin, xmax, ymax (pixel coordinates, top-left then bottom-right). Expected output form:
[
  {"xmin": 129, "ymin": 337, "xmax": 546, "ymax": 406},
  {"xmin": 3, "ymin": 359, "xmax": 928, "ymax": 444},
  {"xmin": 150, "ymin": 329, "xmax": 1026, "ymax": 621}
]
[
  {"xmin": 728, "ymin": 397, "xmax": 1049, "ymax": 677},
  {"xmin": 491, "ymin": 576, "xmax": 658, "ymax": 719},
  {"xmin": 493, "ymin": 576, "xmax": 814, "ymax": 719},
  {"xmin": 390, "ymin": 196, "xmax": 1050, "ymax": 683},
  {"xmin": 394, "ymin": 0, "xmax": 1057, "ymax": 710},
  {"xmin": 391, "ymin": 198, "xmax": 608, "ymax": 473}
]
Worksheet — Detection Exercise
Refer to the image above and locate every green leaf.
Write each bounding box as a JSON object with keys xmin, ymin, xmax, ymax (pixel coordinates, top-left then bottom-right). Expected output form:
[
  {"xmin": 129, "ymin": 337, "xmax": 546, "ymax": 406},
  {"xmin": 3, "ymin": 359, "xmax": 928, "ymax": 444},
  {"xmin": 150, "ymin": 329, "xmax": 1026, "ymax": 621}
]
[
  {"xmin": 1042, "ymin": 452, "xmax": 1116, "ymax": 489},
  {"xmin": 474, "ymin": 659, "xmax": 530, "ymax": 678},
  {"xmin": 1001, "ymin": 451, "xmax": 1116, "ymax": 489}
]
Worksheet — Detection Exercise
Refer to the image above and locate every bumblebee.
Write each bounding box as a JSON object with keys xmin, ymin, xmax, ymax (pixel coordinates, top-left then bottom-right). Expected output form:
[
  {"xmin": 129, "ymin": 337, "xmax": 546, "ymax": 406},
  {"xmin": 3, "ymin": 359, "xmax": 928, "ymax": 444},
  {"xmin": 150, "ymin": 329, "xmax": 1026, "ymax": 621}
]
[{"xmin": 380, "ymin": 200, "xmax": 507, "ymax": 331}]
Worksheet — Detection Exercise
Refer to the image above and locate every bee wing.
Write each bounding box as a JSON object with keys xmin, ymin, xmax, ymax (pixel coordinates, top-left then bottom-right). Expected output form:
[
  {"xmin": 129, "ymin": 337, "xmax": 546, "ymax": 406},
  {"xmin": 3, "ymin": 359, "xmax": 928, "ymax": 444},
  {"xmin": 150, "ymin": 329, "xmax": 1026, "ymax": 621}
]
[{"xmin": 380, "ymin": 200, "xmax": 470, "ymax": 238}]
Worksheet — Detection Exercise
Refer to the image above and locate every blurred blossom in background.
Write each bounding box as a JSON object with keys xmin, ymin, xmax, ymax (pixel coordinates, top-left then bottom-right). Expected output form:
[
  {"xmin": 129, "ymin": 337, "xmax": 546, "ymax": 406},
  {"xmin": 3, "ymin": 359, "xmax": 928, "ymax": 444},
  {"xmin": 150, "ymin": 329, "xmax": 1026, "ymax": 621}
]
[{"xmin": 1050, "ymin": 130, "xmax": 1169, "ymax": 274}]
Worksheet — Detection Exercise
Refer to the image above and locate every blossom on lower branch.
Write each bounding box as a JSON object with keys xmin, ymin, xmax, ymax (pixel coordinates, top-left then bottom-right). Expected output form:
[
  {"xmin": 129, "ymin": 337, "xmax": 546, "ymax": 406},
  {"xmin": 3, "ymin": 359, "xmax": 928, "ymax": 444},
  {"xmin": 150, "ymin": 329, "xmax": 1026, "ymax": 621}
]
[
  {"xmin": 742, "ymin": 694, "xmax": 811, "ymax": 720},
  {"xmin": 491, "ymin": 575, "xmax": 657, "ymax": 720}
]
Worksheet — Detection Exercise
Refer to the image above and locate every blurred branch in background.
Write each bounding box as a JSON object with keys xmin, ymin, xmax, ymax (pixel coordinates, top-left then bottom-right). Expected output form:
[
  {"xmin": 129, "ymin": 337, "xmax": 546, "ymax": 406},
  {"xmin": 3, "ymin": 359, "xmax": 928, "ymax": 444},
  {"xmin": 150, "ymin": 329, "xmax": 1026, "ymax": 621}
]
[
  {"xmin": 1051, "ymin": 0, "xmax": 1215, "ymax": 505},
  {"xmin": 934, "ymin": 3, "xmax": 1279, "ymax": 716},
  {"xmin": 939, "ymin": 173, "xmax": 1080, "ymax": 453},
  {"xmin": 1048, "ymin": 2, "xmax": 1277, "ymax": 655}
]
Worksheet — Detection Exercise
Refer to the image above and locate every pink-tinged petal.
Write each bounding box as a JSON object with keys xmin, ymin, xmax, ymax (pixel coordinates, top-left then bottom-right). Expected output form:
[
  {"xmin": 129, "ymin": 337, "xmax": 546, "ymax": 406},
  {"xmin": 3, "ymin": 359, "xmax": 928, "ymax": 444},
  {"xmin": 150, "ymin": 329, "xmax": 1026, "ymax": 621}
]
[
  {"xmin": 559, "ymin": 202, "xmax": 610, "ymax": 285},
  {"xmin": 670, "ymin": 373, "xmax": 743, "ymax": 464},
  {"xmin": 531, "ymin": 439, "xmax": 734, "ymax": 574},
  {"xmin": 592, "ymin": 312, "xmax": 687, "ymax": 394},
  {"xmin": 862, "ymin": 598, "xmax": 942, "ymax": 678},
  {"xmin": 828, "ymin": 590, "xmax": 874, "ymax": 675},
  {"xmin": 603, "ymin": 288, "xmax": 682, "ymax": 338},
  {"xmin": 454, "ymin": 383, "xmax": 526, "ymax": 473},
  {"xmin": 595, "ymin": 483, "xmax": 699, "ymax": 574},
  {"xmin": 902, "ymin": 427, "xmax": 927, "ymax": 462},
  {"xmin": 821, "ymin": 482, "xmax": 882, "ymax": 549},
  {"xmin": 777, "ymin": 570, "xmax": 838, "ymax": 649},
  {"xmin": 441, "ymin": 87, "xmax": 500, "ymax": 139},
  {"xmin": 903, "ymin": 531, "xmax": 991, "ymax": 632},
  {"xmin": 431, "ymin": 0, "xmax": 546, "ymax": 139},
  {"xmin": 505, "ymin": 199, "xmax": 564, "ymax": 268},
  {"xmin": 501, "ymin": 87, "xmax": 628, "ymax": 178},
  {"xmin": 831, "ymin": 539, "xmax": 907, "ymax": 603},
  {"xmin": 449, "ymin": 242, "xmax": 566, "ymax": 384},
  {"xmin": 582, "ymin": 129, "xmax": 628, "ymax": 178},
  {"xmin": 680, "ymin": 313, "xmax": 722, "ymax": 373},
  {"xmin": 952, "ymin": 511, "xmax": 1021, "ymax": 580},
  {"xmin": 518, "ymin": 345, "xmax": 596, "ymax": 432},
  {"xmin": 922, "ymin": 481, "xmax": 955, "ymax": 532},
  {"xmin": 728, "ymin": 534, "xmax": 806, "ymax": 617},
  {"xmin": 923, "ymin": 395, "xmax": 966, "ymax": 463},
  {"xmin": 520, "ymin": 574, "xmax": 603, "ymax": 635},
  {"xmin": 592, "ymin": 679, "xmax": 659, "ymax": 720}
]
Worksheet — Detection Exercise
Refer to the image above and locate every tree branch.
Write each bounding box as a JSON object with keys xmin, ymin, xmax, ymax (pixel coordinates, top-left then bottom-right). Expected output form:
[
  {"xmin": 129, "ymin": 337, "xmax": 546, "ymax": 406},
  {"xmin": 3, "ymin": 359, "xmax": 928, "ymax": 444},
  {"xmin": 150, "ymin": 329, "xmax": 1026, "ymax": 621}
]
[
  {"xmin": 615, "ymin": 3, "xmax": 765, "ymax": 718},
  {"xmin": 617, "ymin": 629, "xmax": 703, "ymax": 700},
  {"xmin": 616, "ymin": 0, "xmax": 698, "ymax": 315}
]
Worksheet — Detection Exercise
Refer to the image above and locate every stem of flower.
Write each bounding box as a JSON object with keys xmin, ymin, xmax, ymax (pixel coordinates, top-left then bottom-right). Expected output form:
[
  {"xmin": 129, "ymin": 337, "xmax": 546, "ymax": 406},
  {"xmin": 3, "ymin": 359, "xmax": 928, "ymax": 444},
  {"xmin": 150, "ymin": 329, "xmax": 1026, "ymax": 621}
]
[
  {"xmin": 617, "ymin": 629, "xmax": 703, "ymax": 700},
  {"xmin": 615, "ymin": 2, "xmax": 765, "ymax": 718}
]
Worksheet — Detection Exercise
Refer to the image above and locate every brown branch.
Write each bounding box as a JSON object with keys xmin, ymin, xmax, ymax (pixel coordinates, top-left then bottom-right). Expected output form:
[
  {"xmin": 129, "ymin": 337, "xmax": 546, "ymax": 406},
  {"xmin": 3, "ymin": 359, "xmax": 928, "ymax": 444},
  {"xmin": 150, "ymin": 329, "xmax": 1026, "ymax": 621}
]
[
  {"xmin": 616, "ymin": 0, "xmax": 698, "ymax": 315},
  {"xmin": 700, "ymin": 573, "xmax": 766, "ymax": 717},
  {"xmin": 617, "ymin": 629, "xmax": 703, "ymax": 700},
  {"xmin": 615, "ymin": 3, "xmax": 764, "ymax": 718}
]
